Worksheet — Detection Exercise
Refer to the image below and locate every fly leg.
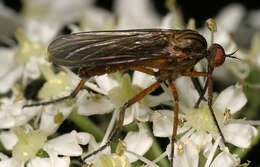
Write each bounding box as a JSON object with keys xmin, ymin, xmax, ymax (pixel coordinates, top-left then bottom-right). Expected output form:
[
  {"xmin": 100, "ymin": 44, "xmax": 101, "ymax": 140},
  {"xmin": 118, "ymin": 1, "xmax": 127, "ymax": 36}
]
[
  {"xmin": 133, "ymin": 67, "xmax": 156, "ymax": 76},
  {"xmin": 194, "ymin": 78, "xmax": 208, "ymax": 108},
  {"xmin": 83, "ymin": 79, "xmax": 162, "ymax": 160},
  {"xmin": 182, "ymin": 71, "xmax": 226, "ymax": 143},
  {"xmin": 23, "ymin": 79, "xmax": 87, "ymax": 107},
  {"xmin": 168, "ymin": 80, "xmax": 179, "ymax": 167},
  {"xmin": 23, "ymin": 67, "xmax": 156, "ymax": 108}
]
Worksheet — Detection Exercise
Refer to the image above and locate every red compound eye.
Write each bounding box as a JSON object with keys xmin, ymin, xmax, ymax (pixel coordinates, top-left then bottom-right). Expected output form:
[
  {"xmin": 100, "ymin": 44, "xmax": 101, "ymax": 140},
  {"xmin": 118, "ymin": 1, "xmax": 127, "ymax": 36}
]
[{"xmin": 211, "ymin": 44, "xmax": 226, "ymax": 67}]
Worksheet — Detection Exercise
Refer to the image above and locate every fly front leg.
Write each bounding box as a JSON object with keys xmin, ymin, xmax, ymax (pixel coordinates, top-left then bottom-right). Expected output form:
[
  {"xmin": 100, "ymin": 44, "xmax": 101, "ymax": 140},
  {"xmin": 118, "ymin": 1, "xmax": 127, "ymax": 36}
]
[
  {"xmin": 182, "ymin": 71, "xmax": 208, "ymax": 108},
  {"xmin": 83, "ymin": 79, "xmax": 163, "ymax": 160},
  {"xmin": 182, "ymin": 70, "xmax": 226, "ymax": 144},
  {"xmin": 207, "ymin": 72, "xmax": 226, "ymax": 143},
  {"xmin": 133, "ymin": 67, "xmax": 156, "ymax": 76}
]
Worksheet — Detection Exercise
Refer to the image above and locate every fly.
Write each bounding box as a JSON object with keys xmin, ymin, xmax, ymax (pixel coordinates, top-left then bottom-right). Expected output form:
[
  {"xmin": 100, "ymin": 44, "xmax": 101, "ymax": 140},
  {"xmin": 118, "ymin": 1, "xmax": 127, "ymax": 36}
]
[{"xmin": 23, "ymin": 29, "xmax": 238, "ymax": 167}]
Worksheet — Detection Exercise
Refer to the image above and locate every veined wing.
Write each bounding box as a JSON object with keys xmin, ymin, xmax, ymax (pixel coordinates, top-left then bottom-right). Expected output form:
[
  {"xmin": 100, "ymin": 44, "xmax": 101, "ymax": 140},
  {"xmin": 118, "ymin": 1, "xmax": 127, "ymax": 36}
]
[{"xmin": 48, "ymin": 29, "xmax": 177, "ymax": 67}]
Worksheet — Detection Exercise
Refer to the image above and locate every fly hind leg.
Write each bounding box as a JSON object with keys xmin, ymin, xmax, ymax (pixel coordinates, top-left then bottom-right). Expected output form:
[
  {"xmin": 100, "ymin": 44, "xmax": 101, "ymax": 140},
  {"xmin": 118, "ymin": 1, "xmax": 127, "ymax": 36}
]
[
  {"xmin": 23, "ymin": 67, "xmax": 94, "ymax": 108},
  {"xmin": 23, "ymin": 79, "xmax": 87, "ymax": 107}
]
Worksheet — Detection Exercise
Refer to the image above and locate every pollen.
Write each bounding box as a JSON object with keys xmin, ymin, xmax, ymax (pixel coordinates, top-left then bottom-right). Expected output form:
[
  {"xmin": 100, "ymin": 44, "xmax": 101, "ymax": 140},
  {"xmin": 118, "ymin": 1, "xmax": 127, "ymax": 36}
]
[
  {"xmin": 23, "ymin": 151, "xmax": 28, "ymax": 156},
  {"xmin": 50, "ymin": 79, "xmax": 62, "ymax": 84},
  {"xmin": 183, "ymin": 137, "xmax": 189, "ymax": 144},
  {"xmin": 177, "ymin": 143, "xmax": 184, "ymax": 153},
  {"xmin": 242, "ymin": 129, "xmax": 248, "ymax": 135},
  {"xmin": 224, "ymin": 146, "xmax": 230, "ymax": 153}
]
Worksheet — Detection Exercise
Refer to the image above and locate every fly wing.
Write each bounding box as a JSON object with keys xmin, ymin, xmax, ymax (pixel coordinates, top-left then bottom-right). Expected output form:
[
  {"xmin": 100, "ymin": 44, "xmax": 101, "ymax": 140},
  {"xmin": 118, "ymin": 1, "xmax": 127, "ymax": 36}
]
[{"xmin": 48, "ymin": 29, "xmax": 175, "ymax": 67}]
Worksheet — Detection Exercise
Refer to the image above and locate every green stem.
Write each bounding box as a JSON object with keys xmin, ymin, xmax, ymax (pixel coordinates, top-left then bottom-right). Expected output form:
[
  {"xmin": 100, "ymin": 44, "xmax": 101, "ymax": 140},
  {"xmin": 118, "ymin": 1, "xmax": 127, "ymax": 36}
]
[{"xmin": 68, "ymin": 108, "xmax": 104, "ymax": 142}]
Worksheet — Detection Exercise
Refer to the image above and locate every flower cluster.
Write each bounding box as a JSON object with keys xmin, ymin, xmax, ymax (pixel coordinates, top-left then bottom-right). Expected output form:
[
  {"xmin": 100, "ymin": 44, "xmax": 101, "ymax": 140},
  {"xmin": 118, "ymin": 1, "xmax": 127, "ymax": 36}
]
[{"xmin": 0, "ymin": 0, "xmax": 259, "ymax": 167}]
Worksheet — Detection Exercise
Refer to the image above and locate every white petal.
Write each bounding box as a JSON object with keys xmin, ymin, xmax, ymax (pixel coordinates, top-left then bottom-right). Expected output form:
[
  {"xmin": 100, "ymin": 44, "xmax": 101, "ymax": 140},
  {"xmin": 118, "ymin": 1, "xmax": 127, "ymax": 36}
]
[
  {"xmin": 161, "ymin": 8, "xmax": 183, "ymax": 29},
  {"xmin": 0, "ymin": 152, "xmax": 8, "ymax": 160},
  {"xmin": 114, "ymin": 0, "xmax": 160, "ymax": 29},
  {"xmin": 0, "ymin": 131, "xmax": 18, "ymax": 150},
  {"xmin": 210, "ymin": 152, "xmax": 239, "ymax": 167},
  {"xmin": 24, "ymin": 19, "xmax": 60, "ymax": 42},
  {"xmin": 44, "ymin": 131, "xmax": 83, "ymax": 156},
  {"xmin": 82, "ymin": 6, "xmax": 114, "ymax": 30},
  {"xmin": 133, "ymin": 103, "xmax": 151, "ymax": 122},
  {"xmin": 24, "ymin": 0, "xmax": 89, "ymax": 29},
  {"xmin": 77, "ymin": 90, "xmax": 114, "ymax": 116},
  {"xmin": 215, "ymin": 4, "xmax": 245, "ymax": 32},
  {"xmin": 27, "ymin": 157, "xmax": 51, "ymax": 167},
  {"xmin": 190, "ymin": 131, "xmax": 212, "ymax": 151},
  {"xmin": 152, "ymin": 110, "xmax": 188, "ymax": 137},
  {"xmin": 0, "ymin": 3, "xmax": 21, "ymax": 38},
  {"xmin": 0, "ymin": 111, "xmax": 16, "ymax": 129},
  {"xmin": 95, "ymin": 74, "xmax": 118, "ymax": 93},
  {"xmin": 84, "ymin": 135, "xmax": 111, "ymax": 164},
  {"xmin": 28, "ymin": 156, "xmax": 70, "ymax": 167},
  {"xmin": 248, "ymin": 9, "xmax": 260, "ymax": 28},
  {"xmin": 0, "ymin": 158, "xmax": 20, "ymax": 167},
  {"xmin": 223, "ymin": 123, "xmax": 257, "ymax": 148},
  {"xmin": 24, "ymin": 56, "xmax": 41, "ymax": 79},
  {"xmin": 40, "ymin": 104, "xmax": 72, "ymax": 135},
  {"xmin": 175, "ymin": 77, "xmax": 199, "ymax": 110},
  {"xmin": 124, "ymin": 123, "xmax": 153, "ymax": 162},
  {"xmin": 213, "ymin": 84, "xmax": 247, "ymax": 114},
  {"xmin": 171, "ymin": 140, "xmax": 199, "ymax": 167},
  {"xmin": 0, "ymin": 66, "xmax": 23, "ymax": 93},
  {"xmin": 75, "ymin": 132, "xmax": 91, "ymax": 145},
  {"xmin": 0, "ymin": 99, "xmax": 40, "ymax": 129},
  {"xmin": 146, "ymin": 93, "xmax": 171, "ymax": 107},
  {"xmin": 152, "ymin": 110, "xmax": 173, "ymax": 137},
  {"xmin": 123, "ymin": 107, "xmax": 135, "ymax": 125},
  {"xmin": 0, "ymin": 48, "xmax": 15, "ymax": 78},
  {"xmin": 132, "ymin": 71, "xmax": 156, "ymax": 89}
]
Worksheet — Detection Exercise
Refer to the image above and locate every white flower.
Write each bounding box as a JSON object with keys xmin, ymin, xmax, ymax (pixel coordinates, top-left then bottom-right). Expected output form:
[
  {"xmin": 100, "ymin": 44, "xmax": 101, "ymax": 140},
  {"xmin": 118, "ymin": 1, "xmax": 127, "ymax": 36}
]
[
  {"xmin": 0, "ymin": 130, "xmax": 18, "ymax": 150},
  {"xmin": 0, "ymin": 97, "xmax": 41, "ymax": 129},
  {"xmin": 1, "ymin": 1, "xmax": 259, "ymax": 167},
  {"xmin": 0, "ymin": 129, "xmax": 90, "ymax": 167},
  {"xmin": 215, "ymin": 4, "xmax": 246, "ymax": 33},
  {"xmin": 12, "ymin": 127, "xmax": 47, "ymax": 162},
  {"xmin": 27, "ymin": 156, "xmax": 70, "ymax": 167},
  {"xmin": 22, "ymin": 0, "xmax": 90, "ymax": 42},
  {"xmin": 199, "ymin": 5, "xmax": 249, "ymax": 81},
  {"xmin": 77, "ymin": 72, "xmax": 169, "ymax": 125},
  {"xmin": 44, "ymin": 130, "xmax": 90, "ymax": 156},
  {"xmin": 152, "ymin": 76, "xmax": 257, "ymax": 165},
  {"xmin": 37, "ymin": 64, "xmax": 77, "ymax": 100},
  {"xmin": 0, "ymin": 157, "xmax": 20, "ymax": 167},
  {"xmin": 178, "ymin": 77, "xmax": 257, "ymax": 147},
  {"xmin": 0, "ymin": 29, "xmax": 46, "ymax": 94},
  {"xmin": 38, "ymin": 131, "xmax": 91, "ymax": 167},
  {"xmin": 0, "ymin": 48, "xmax": 20, "ymax": 93},
  {"xmin": 39, "ymin": 103, "xmax": 73, "ymax": 135}
]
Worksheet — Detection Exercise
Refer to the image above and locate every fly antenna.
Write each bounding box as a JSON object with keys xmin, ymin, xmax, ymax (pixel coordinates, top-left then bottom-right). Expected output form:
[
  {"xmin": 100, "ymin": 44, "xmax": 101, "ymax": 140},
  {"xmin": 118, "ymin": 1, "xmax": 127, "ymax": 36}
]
[{"xmin": 226, "ymin": 49, "xmax": 240, "ymax": 60}]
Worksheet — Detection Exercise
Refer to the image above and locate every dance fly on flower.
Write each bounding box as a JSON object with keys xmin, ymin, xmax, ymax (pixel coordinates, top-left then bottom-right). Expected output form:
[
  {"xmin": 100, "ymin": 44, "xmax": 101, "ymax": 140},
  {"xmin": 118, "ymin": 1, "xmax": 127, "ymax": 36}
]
[{"xmin": 24, "ymin": 29, "xmax": 238, "ymax": 166}]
